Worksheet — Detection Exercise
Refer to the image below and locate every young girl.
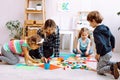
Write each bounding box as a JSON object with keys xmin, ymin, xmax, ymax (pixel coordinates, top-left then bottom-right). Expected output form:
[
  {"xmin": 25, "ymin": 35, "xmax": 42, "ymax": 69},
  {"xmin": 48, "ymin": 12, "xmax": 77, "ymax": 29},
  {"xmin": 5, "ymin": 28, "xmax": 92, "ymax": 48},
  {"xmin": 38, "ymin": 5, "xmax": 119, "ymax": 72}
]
[
  {"xmin": 73, "ymin": 27, "xmax": 93, "ymax": 57},
  {"xmin": 0, "ymin": 34, "xmax": 41, "ymax": 65},
  {"xmin": 37, "ymin": 19, "xmax": 60, "ymax": 59},
  {"xmin": 87, "ymin": 11, "xmax": 120, "ymax": 79}
]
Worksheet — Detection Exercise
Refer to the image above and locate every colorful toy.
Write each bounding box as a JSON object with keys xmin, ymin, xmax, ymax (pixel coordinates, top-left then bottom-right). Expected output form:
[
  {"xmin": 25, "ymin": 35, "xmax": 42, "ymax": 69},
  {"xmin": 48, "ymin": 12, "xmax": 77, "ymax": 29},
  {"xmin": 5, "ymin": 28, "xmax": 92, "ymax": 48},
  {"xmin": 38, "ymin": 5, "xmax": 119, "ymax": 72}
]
[{"xmin": 57, "ymin": 57, "xmax": 64, "ymax": 62}]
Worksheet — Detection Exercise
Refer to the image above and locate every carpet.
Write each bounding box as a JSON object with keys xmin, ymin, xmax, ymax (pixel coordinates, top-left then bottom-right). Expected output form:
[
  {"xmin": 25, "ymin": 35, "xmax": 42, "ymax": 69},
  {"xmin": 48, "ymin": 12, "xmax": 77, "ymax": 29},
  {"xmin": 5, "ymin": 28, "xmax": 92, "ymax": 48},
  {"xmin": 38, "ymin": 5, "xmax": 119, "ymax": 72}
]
[
  {"xmin": 15, "ymin": 63, "xmax": 38, "ymax": 70},
  {"xmin": 39, "ymin": 64, "xmax": 61, "ymax": 70},
  {"xmin": 15, "ymin": 53, "xmax": 96, "ymax": 71},
  {"xmin": 51, "ymin": 52, "xmax": 75, "ymax": 60}
]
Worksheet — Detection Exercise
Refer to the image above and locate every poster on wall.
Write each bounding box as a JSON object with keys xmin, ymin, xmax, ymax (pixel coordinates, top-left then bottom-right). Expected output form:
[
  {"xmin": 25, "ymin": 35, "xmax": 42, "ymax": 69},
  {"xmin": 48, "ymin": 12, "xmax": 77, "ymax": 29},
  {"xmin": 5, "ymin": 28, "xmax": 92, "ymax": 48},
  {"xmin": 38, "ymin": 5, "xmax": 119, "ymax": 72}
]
[{"xmin": 57, "ymin": 0, "xmax": 70, "ymax": 12}]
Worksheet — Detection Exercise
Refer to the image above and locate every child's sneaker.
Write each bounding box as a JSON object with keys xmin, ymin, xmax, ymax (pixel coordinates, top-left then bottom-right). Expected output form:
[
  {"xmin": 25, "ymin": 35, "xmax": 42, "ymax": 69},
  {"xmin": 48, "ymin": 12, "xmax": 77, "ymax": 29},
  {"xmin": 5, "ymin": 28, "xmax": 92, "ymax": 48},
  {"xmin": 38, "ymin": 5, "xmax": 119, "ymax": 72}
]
[
  {"xmin": 117, "ymin": 62, "xmax": 120, "ymax": 70},
  {"xmin": 110, "ymin": 64, "xmax": 119, "ymax": 79}
]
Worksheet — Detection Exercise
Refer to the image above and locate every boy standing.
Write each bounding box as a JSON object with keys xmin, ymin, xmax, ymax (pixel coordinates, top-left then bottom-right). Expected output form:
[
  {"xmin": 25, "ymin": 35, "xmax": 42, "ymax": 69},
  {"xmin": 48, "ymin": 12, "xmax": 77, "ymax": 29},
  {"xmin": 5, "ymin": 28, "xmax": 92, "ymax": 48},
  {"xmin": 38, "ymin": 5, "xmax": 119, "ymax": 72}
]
[{"xmin": 87, "ymin": 11, "xmax": 120, "ymax": 79}]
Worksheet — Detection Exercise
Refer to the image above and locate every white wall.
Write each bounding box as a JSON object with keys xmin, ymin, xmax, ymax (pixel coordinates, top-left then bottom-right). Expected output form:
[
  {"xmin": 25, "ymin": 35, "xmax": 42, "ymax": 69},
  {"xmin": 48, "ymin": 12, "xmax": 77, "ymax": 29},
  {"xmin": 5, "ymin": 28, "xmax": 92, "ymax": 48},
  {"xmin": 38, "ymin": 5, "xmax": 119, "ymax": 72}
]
[
  {"xmin": 91, "ymin": 0, "xmax": 120, "ymax": 52},
  {"xmin": 46, "ymin": 0, "xmax": 92, "ymax": 30},
  {"xmin": 46, "ymin": 0, "xmax": 120, "ymax": 52},
  {"xmin": 0, "ymin": 0, "xmax": 24, "ymax": 45},
  {"xmin": 0, "ymin": 0, "xmax": 120, "ymax": 52}
]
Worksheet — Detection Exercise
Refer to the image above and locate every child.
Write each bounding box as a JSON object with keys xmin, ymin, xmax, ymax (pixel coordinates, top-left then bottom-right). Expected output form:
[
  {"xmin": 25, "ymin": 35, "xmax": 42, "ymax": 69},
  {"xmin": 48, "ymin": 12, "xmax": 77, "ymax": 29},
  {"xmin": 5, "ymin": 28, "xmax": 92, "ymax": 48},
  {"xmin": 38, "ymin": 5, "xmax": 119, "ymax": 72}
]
[
  {"xmin": 73, "ymin": 27, "xmax": 93, "ymax": 57},
  {"xmin": 87, "ymin": 11, "xmax": 120, "ymax": 79},
  {"xmin": 0, "ymin": 34, "xmax": 41, "ymax": 65},
  {"xmin": 37, "ymin": 19, "xmax": 60, "ymax": 59}
]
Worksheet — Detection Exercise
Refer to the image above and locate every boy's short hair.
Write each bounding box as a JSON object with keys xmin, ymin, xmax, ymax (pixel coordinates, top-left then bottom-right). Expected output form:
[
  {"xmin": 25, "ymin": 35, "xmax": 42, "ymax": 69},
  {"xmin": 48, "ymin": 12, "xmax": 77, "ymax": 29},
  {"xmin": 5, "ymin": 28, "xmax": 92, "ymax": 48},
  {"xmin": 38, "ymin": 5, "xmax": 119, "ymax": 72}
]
[{"xmin": 87, "ymin": 11, "xmax": 103, "ymax": 23}]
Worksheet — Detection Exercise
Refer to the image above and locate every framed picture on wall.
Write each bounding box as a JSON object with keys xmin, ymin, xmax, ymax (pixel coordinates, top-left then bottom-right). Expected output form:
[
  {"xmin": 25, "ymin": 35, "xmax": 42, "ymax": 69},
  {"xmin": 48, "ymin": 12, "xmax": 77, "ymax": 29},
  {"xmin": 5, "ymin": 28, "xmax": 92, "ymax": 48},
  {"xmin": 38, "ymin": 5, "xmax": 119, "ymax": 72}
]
[
  {"xmin": 76, "ymin": 11, "xmax": 94, "ymax": 30},
  {"xmin": 78, "ymin": 11, "xmax": 89, "ymax": 21},
  {"xmin": 57, "ymin": 0, "xmax": 70, "ymax": 12}
]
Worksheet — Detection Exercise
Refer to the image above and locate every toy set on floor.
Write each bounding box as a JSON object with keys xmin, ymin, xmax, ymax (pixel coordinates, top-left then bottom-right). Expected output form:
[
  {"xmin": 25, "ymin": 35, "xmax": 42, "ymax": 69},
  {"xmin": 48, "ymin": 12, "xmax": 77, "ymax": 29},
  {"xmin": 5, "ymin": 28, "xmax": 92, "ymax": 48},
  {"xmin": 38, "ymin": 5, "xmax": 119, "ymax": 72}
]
[
  {"xmin": 49, "ymin": 55, "xmax": 96, "ymax": 71},
  {"xmin": 15, "ymin": 53, "xmax": 97, "ymax": 71}
]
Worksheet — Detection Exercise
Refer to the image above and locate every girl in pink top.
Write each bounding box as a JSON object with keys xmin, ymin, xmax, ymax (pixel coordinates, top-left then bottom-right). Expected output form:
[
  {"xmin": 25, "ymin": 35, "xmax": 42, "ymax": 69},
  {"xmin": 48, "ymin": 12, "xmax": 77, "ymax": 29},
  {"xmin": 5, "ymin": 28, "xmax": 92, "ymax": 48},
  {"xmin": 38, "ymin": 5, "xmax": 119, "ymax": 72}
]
[{"xmin": 0, "ymin": 35, "xmax": 41, "ymax": 65}]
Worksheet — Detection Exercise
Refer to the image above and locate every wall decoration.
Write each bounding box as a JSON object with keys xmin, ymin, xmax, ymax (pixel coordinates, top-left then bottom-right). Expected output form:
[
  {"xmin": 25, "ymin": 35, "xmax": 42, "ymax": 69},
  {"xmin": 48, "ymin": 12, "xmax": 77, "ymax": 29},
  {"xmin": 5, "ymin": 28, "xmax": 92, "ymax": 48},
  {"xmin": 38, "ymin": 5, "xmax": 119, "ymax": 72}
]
[{"xmin": 57, "ymin": 0, "xmax": 70, "ymax": 12}]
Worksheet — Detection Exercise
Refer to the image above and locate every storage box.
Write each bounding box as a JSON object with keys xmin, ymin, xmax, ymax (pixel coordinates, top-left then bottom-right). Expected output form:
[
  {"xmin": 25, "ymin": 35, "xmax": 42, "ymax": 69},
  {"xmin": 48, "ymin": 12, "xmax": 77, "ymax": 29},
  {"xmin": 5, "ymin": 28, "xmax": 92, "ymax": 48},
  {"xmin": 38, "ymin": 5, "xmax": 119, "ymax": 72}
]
[
  {"xmin": 27, "ymin": 27, "xmax": 39, "ymax": 37},
  {"xmin": 35, "ymin": 20, "xmax": 43, "ymax": 25},
  {"xmin": 25, "ymin": 20, "xmax": 34, "ymax": 25}
]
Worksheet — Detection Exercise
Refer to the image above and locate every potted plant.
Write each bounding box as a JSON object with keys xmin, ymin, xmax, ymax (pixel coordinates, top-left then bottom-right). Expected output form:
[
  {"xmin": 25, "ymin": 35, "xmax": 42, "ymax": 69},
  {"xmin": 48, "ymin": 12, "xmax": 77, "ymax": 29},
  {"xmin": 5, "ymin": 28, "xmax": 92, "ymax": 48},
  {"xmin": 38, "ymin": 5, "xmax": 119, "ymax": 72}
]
[
  {"xmin": 5, "ymin": 20, "xmax": 23, "ymax": 40},
  {"xmin": 36, "ymin": 3, "xmax": 42, "ymax": 10},
  {"xmin": 117, "ymin": 12, "xmax": 120, "ymax": 30},
  {"xmin": 117, "ymin": 12, "xmax": 120, "ymax": 16}
]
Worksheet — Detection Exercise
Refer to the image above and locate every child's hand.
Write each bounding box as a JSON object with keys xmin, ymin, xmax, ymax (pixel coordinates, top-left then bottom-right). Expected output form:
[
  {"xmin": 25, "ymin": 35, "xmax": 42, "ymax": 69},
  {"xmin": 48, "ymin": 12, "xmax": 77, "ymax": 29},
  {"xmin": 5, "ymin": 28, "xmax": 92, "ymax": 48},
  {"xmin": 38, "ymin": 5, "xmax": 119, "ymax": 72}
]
[
  {"xmin": 95, "ymin": 54, "xmax": 100, "ymax": 62},
  {"xmin": 85, "ymin": 51, "xmax": 89, "ymax": 56},
  {"xmin": 26, "ymin": 62, "xmax": 34, "ymax": 66},
  {"xmin": 77, "ymin": 49, "xmax": 82, "ymax": 54},
  {"xmin": 41, "ymin": 57, "xmax": 46, "ymax": 63},
  {"xmin": 112, "ymin": 48, "xmax": 114, "ymax": 52},
  {"xmin": 33, "ymin": 60, "xmax": 39, "ymax": 63}
]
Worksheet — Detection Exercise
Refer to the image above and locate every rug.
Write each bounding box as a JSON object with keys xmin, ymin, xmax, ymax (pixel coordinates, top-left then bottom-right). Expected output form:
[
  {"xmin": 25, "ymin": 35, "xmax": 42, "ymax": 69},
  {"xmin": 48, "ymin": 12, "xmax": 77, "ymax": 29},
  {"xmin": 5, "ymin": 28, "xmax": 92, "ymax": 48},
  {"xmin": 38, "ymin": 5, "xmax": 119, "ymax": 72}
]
[
  {"xmin": 39, "ymin": 64, "xmax": 61, "ymax": 70},
  {"xmin": 15, "ymin": 53, "xmax": 96, "ymax": 71},
  {"xmin": 51, "ymin": 52, "xmax": 75, "ymax": 60},
  {"xmin": 15, "ymin": 63, "xmax": 38, "ymax": 70}
]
